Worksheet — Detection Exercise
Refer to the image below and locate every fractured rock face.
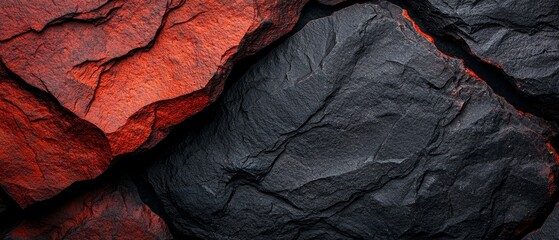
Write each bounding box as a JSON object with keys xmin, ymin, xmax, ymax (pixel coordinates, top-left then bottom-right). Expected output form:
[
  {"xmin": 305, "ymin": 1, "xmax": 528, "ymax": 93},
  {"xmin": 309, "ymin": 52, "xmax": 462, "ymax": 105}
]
[
  {"xmin": 147, "ymin": 2, "xmax": 558, "ymax": 239},
  {"xmin": 0, "ymin": 0, "xmax": 307, "ymax": 155},
  {"xmin": 0, "ymin": 0, "xmax": 307, "ymax": 207},
  {"xmin": 404, "ymin": 0, "xmax": 559, "ymax": 119},
  {"xmin": 0, "ymin": 65, "xmax": 111, "ymax": 207},
  {"xmin": 5, "ymin": 177, "xmax": 171, "ymax": 240}
]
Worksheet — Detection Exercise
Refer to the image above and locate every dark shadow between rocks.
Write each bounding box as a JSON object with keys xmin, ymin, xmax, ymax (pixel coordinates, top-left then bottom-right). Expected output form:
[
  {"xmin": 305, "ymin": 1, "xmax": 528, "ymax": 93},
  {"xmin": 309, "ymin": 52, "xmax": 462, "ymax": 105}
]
[{"xmin": 1, "ymin": 1, "xmax": 557, "ymax": 240}]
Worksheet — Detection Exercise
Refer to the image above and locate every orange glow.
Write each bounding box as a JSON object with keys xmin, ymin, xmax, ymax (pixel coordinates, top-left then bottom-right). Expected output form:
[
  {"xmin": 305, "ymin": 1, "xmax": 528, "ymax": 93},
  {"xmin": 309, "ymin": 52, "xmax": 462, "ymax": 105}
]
[
  {"xmin": 549, "ymin": 172, "xmax": 556, "ymax": 195},
  {"xmin": 402, "ymin": 10, "xmax": 435, "ymax": 44},
  {"xmin": 465, "ymin": 67, "xmax": 481, "ymax": 80},
  {"xmin": 546, "ymin": 142, "xmax": 559, "ymax": 163},
  {"xmin": 479, "ymin": 57, "xmax": 504, "ymax": 69},
  {"xmin": 546, "ymin": 143, "xmax": 558, "ymax": 195}
]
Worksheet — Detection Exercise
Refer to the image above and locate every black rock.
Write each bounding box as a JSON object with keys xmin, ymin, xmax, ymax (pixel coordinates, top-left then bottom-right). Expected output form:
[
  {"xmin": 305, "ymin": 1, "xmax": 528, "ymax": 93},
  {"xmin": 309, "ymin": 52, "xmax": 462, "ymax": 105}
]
[
  {"xmin": 315, "ymin": 0, "xmax": 346, "ymax": 6},
  {"xmin": 147, "ymin": 2, "xmax": 558, "ymax": 239},
  {"xmin": 403, "ymin": 0, "xmax": 559, "ymax": 120},
  {"xmin": 524, "ymin": 203, "xmax": 559, "ymax": 240}
]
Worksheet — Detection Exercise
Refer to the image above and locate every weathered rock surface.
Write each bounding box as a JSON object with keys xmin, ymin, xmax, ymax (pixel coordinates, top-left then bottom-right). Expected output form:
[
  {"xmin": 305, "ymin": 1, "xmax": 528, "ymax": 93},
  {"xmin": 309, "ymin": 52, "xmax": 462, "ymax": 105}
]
[
  {"xmin": 0, "ymin": 0, "xmax": 307, "ymax": 207},
  {"xmin": 5, "ymin": 177, "xmax": 171, "ymax": 240},
  {"xmin": 0, "ymin": 65, "xmax": 111, "ymax": 207},
  {"xmin": 316, "ymin": 0, "xmax": 347, "ymax": 6},
  {"xmin": 404, "ymin": 0, "xmax": 559, "ymax": 120},
  {"xmin": 147, "ymin": 2, "xmax": 559, "ymax": 239},
  {"xmin": 524, "ymin": 203, "xmax": 559, "ymax": 240}
]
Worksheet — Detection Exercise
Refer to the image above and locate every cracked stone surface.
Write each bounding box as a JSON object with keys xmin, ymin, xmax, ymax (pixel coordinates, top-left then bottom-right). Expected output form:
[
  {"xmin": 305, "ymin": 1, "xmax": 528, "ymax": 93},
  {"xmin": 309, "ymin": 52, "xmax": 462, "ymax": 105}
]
[
  {"xmin": 404, "ymin": 0, "xmax": 559, "ymax": 120},
  {"xmin": 5, "ymin": 177, "xmax": 171, "ymax": 240},
  {"xmin": 0, "ymin": 0, "xmax": 307, "ymax": 207},
  {"xmin": 0, "ymin": 65, "xmax": 111, "ymax": 207},
  {"xmin": 147, "ymin": 2, "xmax": 559, "ymax": 239}
]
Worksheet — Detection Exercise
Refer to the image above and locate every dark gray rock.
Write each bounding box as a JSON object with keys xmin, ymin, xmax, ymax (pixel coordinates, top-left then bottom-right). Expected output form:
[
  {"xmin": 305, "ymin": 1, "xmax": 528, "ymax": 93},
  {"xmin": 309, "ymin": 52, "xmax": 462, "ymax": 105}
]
[
  {"xmin": 524, "ymin": 203, "xmax": 559, "ymax": 240},
  {"xmin": 147, "ymin": 2, "xmax": 558, "ymax": 239},
  {"xmin": 315, "ymin": 0, "xmax": 346, "ymax": 6},
  {"xmin": 404, "ymin": 0, "xmax": 559, "ymax": 119}
]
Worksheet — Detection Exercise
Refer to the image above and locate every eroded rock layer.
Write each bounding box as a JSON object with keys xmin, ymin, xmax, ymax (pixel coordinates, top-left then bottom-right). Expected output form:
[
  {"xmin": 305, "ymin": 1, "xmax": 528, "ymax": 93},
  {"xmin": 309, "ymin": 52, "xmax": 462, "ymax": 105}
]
[
  {"xmin": 404, "ymin": 0, "xmax": 559, "ymax": 120},
  {"xmin": 5, "ymin": 177, "xmax": 171, "ymax": 240},
  {"xmin": 0, "ymin": 0, "xmax": 307, "ymax": 207},
  {"xmin": 147, "ymin": 2, "xmax": 559, "ymax": 239}
]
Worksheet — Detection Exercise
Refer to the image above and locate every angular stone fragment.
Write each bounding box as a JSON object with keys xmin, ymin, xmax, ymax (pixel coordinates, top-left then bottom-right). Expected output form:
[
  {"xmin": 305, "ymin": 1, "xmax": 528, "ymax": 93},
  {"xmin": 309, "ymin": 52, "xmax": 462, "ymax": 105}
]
[
  {"xmin": 5, "ymin": 178, "xmax": 171, "ymax": 240},
  {"xmin": 0, "ymin": 0, "xmax": 307, "ymax": 207},
  {"xmin": 0, "ymin": 0, "xmax": 307, "ymax": 155},
  {"xmin": 0, "ymin": 65, "xmax": 111, "ymax": 207},
  {"xmin": 147, "ymin": 2, "xmax": 558, "ymax": 239},
  {"xmin": 404, "ymin": 0, "xmax": 559, "ymax": 119}
]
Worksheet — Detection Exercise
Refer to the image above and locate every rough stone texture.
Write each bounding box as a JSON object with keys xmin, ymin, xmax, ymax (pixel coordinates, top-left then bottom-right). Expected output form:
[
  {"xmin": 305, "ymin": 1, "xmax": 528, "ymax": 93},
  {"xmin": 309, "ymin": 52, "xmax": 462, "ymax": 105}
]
[
  {"xmin": 523, "ymin": 203, "xmax": 559, "ymax": 240},
  {"xmin": 5, "ymin": 178, "xmax": 171, "ymax": 240},
  {"xmin": 316, "ymin": 0, "xmax": 346, "ymax": 6},
  {"xmin": 0, "ymin": 65, "xmax": 111, "ymax": 207},
  {"xmin": 0, "ymin": 0, "xmax": 307, "ymax": 207},
  {"xmin": 0, "ymin": 0, "xmax": 307, "ymax": 155},
  {"xmin": 147, "ymin": 2, "xmax": 559, "ymax": 239},
  {"xmin": 404, "ymin": 0, "xmax": 559, "ymax": 120}
]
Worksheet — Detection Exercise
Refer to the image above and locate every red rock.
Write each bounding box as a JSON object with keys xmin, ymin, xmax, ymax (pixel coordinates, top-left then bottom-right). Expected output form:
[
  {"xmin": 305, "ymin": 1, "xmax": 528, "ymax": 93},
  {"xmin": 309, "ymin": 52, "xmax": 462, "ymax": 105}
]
[
  {"xmin": 0, "ymin": 0, "xmax": 307, "ymax": 207},
  {"xmin": 0, "ymin": 65, "xmax": 111, "ymax": 208},
  {"xmin": 0, "ymin": 0, "xmax": 111, "ymax": 41},
  {"xmin": 6, "ymin": 178, "xmax": 172, "ymax": 240}
]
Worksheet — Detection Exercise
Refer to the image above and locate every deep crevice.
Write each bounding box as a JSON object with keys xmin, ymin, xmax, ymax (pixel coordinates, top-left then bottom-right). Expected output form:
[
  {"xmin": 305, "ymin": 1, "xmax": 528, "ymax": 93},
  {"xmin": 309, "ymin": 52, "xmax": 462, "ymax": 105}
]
[
  {"xmin": 387, "ymin": 0, "xmax": 545, "ymax": 119},
  {"xmin": 1, "ymin": 1, "xmax": 557, "ymax": 239},
  {"xmin": 385, "ymin": 1, "xmax": 559, "ymax": 238},
  {"xmin": 0, "ymin": 1, "xmax": 337, "ymax": 238}
]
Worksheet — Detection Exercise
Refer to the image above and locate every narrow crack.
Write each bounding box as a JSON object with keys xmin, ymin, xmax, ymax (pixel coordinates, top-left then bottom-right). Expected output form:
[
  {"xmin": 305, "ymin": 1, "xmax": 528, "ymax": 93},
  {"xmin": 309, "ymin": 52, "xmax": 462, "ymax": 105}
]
[
  {"xmin": 384, "ymin": 1, "xmax": 559, "ymax": 238},
  {"xmin": 1, "ymin": 1, "xmax": 556, "ymax": 239}
]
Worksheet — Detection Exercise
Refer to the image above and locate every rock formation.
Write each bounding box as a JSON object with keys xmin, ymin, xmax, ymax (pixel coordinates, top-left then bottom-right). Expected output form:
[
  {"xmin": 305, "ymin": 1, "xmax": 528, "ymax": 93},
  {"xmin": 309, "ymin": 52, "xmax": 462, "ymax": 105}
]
[
  {"xmin": 1, "ymin": 0, "xmax": 558, "ymax": 239},
  {"xmin": 146, "ymin": 2, "xmax": 559, "ymax": 239},
  {"xmin": 0, "ymin": 65, "xmax": 111, "ymax": 207},
  {"xmin": 403, "ymin": 0, "xmax": 559, "ymax": 120},
  {"xmin": 5, "ymin": 177, "xmax": 171, "ymax": 240},
  {"xmin": 0, "ymin": 0, "xmax": 307, "ymax": 207}
]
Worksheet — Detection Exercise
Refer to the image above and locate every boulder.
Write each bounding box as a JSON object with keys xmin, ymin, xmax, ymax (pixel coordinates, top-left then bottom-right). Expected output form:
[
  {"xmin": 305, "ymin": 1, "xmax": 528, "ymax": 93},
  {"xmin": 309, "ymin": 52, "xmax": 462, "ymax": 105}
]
[
  {"xmin": 0, "ymin": 0, "xmax": 307, "ymax": 207},
  {"xmin": 147, "ymin": 2, "xmax": 559, "ymax": 239},
  {"xmin": 0, "ymin": 65, "xmax": 111, "ymax": 207},
  {"xmin": 404, "ymin": 0, "xmax": 559, "ymax": 120},
  {"xmin": 5, "ymin": 178, "xmax": 171, "ymax": 240}
]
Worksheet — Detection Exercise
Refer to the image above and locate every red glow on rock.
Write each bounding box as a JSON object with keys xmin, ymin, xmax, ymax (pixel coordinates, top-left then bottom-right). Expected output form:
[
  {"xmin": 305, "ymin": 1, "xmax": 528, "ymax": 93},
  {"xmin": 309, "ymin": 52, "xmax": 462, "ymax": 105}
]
[
  {"xmin": 546, "ymin": 142, "xmax": 559, "ymax": 163},
  {"xmin": 465, "ymin": 67, "xmax": 482, "ymax": 80},
  {"xmin": 0, "ymin": 0, "xmax": 307, "ymax": 207},
  {"xmin": 479, "ymin": 56, "xmax": 504, "ymax": 70},
  {"xmin": 402, "ymin": 10, "xmax": 435, "ymax": 44},
  {"xmin": 549, "ymin": 172, "xmax": 557, "ymax": 195},
  {"xmin": 7, "ymin": 180, "xmax": 171, "ymax": 239},
  {"xmin": 0, "ymin": 66, "xmax": 112, "ymax": 207}
]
